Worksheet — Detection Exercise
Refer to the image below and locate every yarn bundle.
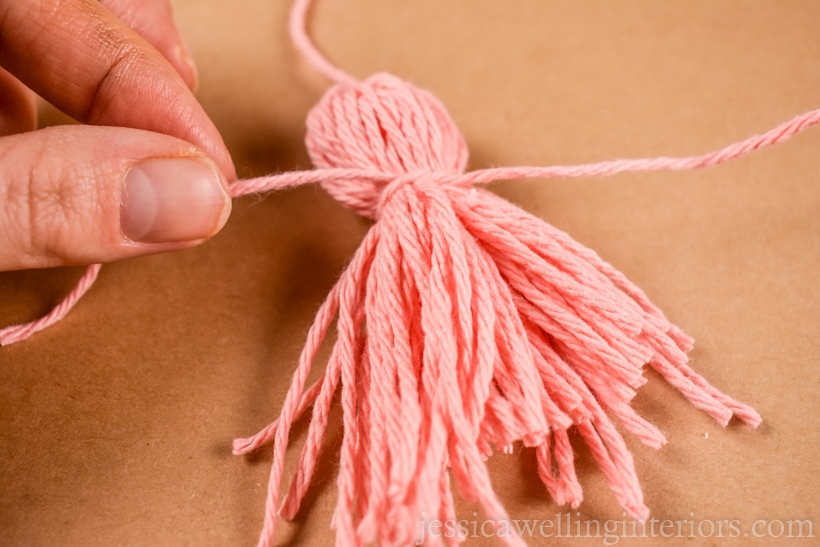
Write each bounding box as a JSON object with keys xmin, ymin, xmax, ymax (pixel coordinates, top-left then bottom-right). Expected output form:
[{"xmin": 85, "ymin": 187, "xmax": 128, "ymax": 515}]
[{"xmin": 229, "ymin": 71, "xmax": 765, "ymax": 547}]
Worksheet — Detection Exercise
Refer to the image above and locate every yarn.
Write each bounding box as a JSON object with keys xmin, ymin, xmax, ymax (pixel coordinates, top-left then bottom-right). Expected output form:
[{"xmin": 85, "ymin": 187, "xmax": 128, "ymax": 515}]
[
  {"xmin": 3, "ymin": 1, "xmax": 820, "ymax": 546},
  {"xmin": 230, "ymin": 72, "xmax": 770, "ymax": 547}
]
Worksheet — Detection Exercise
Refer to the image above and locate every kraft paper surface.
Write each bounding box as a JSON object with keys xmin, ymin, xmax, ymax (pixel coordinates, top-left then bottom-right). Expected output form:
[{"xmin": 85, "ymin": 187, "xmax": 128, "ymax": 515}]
[{"xmin": 1, "ymin": 1, "xmax": 818, "ymax": 545}]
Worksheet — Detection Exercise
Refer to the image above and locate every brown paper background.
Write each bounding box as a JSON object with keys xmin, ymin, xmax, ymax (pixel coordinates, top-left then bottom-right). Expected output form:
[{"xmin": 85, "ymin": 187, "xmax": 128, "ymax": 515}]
[{"xmin": 1, "ymin": 1, "xmax": 818, "ymax": 545}]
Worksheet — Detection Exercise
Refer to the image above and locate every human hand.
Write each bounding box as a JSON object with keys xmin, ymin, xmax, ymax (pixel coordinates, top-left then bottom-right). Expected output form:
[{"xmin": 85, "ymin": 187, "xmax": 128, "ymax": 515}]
[{"xmin": 0, "ymin": 0, "xmax": 235, "ymax": 271}]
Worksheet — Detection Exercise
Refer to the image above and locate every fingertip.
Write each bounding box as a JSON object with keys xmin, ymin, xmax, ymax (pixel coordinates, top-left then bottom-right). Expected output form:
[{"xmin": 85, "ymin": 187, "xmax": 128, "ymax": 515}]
[
  {"xmin": 2, "ymin": 0, "xmax": 233, "ymax": 178},
  {"xmin": 121, "ymin": 157, "xmax": 231, "ymax": 244},
  {"xmin": 0, "ymin": 126, "xmax": 234, "ymax": 271},
  {"xmin": 174, "ymin": 37, "xmax": 199, "ymax": 92},
  {"xmin": 191, "ymin": 125, "xmax": 236, "ymax": 182}
]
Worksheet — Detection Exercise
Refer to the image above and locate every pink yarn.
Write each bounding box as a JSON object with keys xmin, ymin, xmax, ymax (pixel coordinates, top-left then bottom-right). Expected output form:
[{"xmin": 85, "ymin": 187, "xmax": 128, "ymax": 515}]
[
  {"xmin": 0, "ymin": 263, "xmax": 100, "ymax": 346},
  {"xmin": 4, "ymin": 0, "xmax": 819, "ymax": 545},
  {"xmin": 230, "ymin": 71, "xmax": 769, "ymax": 547}
]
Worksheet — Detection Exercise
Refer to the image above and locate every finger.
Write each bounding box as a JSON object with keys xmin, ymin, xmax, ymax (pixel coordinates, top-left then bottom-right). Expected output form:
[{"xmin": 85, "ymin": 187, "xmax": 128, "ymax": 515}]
[
  {"xmin": 0, "ymin": 67, "xmax": 37, "ymax": 136},
  {"xmin": 0, "ymin": 0, "xmax": 235, "ymax": 180},
  {"xmin": 0, "ymin": 125, "xmax": 232, "ymax": 271},
  {"xmin": 100, "ymin": 0, "xmax": 198, "ymax": 90}
]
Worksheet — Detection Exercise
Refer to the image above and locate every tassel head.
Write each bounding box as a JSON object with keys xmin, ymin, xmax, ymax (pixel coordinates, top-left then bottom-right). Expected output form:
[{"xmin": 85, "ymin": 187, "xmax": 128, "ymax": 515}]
[{"xmin": 305, "ymin": 73, "xmax": 469, "ymax": 219}]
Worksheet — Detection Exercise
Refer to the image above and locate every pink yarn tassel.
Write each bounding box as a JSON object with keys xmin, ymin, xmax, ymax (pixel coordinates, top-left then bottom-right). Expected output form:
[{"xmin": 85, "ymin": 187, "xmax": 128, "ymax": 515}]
[{"xmin": 230, "ymin": 70, "xmax": 769, "ymax": 547}]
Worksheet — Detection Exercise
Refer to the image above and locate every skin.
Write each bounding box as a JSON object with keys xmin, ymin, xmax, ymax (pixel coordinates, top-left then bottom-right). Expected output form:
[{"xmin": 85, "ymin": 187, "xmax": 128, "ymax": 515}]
[{"xmin": 0, "ymin": 0, "xmax": 236, "ymax": 270}]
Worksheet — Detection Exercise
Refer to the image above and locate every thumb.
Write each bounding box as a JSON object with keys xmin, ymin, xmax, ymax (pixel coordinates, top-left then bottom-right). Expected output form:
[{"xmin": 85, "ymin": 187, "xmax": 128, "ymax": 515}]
[{"xmin": 0, "ymin": 125, "xmax": 232, "ymax": 271}]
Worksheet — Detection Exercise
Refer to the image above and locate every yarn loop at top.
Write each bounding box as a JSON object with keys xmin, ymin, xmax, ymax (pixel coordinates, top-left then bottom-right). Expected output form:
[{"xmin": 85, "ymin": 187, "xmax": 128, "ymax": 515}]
[{"xmin": 306, "ymin": 73, "xmax": 468, "ymax": 219}]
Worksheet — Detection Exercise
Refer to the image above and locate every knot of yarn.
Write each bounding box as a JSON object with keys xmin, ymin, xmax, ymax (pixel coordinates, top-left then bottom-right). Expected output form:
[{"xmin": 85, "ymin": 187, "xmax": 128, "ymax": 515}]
[{"xmin": 305, "ymin": 73, "xmax": 469, "ymax": 219}]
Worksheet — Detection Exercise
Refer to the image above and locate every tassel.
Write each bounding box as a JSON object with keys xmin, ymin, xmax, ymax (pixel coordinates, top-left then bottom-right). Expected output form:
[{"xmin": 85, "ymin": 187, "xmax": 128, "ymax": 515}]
[{"xmin": 230, "ymin": 72, "xmax": 764, "ymax": 547}]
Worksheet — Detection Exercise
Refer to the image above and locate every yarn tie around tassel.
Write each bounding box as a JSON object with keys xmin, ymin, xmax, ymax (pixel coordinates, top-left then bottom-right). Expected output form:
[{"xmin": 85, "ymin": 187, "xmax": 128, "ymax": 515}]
[{"xmin": 306, "ymin": 73, "xmax": 468, "ymax": 219}]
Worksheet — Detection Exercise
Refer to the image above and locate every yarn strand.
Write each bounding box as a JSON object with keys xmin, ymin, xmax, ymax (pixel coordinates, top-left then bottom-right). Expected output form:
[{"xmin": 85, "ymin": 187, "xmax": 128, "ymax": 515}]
[
  {"xmin": 0, "ymin": 264, "xmax": 101, "ymax": 346},
  {"xmin": 3, "ymin": 106, "xmax": 818, "ymax": 350},
  {"xmin": 232, "ymin": 106, "xmax": 820, "ymax": 201},
  {"xmin": 289, "ymin": 0, "xmax": 358, "ymax": 87}
]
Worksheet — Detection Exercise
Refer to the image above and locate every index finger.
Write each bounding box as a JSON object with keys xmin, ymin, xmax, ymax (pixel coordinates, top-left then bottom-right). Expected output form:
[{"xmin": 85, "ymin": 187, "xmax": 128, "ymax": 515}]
[{"xmin": 0, "ymin": 0, "xmax": 235, "ymax": 179}]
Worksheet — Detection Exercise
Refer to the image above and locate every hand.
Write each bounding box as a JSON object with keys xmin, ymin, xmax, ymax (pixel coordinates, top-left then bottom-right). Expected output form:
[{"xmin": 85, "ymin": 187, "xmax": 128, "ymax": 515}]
[{"xmin": 0, "ymin": 0, "xmax": 235, "ymax": 271}]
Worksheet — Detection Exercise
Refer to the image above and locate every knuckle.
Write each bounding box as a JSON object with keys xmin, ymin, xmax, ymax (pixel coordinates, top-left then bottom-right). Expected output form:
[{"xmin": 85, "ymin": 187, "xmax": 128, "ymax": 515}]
[
  {"xmin": 2, "ymin": 132, "xmax": 101, "ymax": 268},
  {"xmin": 84, "ymin": 30, "xmax": 151, "ymax": 123}
]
